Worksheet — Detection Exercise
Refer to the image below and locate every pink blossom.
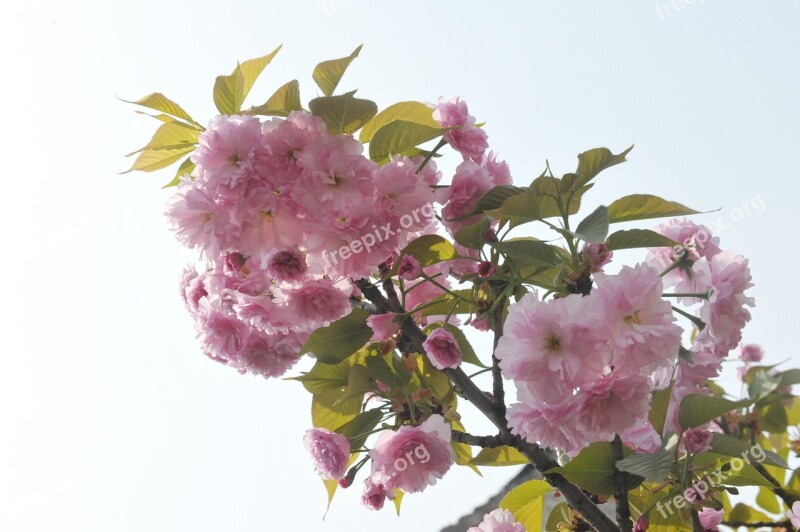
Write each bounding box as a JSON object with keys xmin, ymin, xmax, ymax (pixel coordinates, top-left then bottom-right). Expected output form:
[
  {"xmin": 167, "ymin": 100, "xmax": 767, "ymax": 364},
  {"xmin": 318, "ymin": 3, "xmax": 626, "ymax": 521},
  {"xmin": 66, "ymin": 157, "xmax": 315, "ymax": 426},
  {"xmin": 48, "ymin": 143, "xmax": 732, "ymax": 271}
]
[
  {"xmin": 432, "ymin": 97, "xmax": 488, "ymax": 161},
  {"xmin": 266, "ymin": 248, "xmax": 308, "ymax": 282},
  {"xmin": 192, "ymin": 114, "xmax": 267, "ymax": 191},
  {"xmin": 367, "ymin": 313, "xmax": 400, "ymax": 341},
  {"xmin": 369, "ymin": 414, "xmax": 455, "ymax": 493},
  {"xmin": 440, "ymin": 160, "xmax": 494, "ymax": 234},
  {"xmin": 166, "ymin": 184, "xmax": 226, "ymax": 256},
  {"xmin": 646, "ymin": 219, "xmax": 722, "ymax": 294},
  {"xmin": 506, "ymin": 395, "xmax": 584, "ymax": 455},
  {"xmin": 422, "ymin": 328, "xmax": 463, "ymax": 369},
  {"xmin": 180, "ymin": 266, "xmax": 208, "ymax": 316},
  {"xmin": 196, "ymin": 309, "xmax": 250, "ymax": 367},
  {"xmin": 738, "ymin": 343, "xmax": 764, "ymax": 363},
  {"xmin": 482, "ymin": 151, "xmax": 512, "ymax": 186},
  {"xmin": 693, "ymin": 252, "xmax": 754, "ymax": 357},
  {"xmin": 573, "ymin": 372, "xmax": 652, "ymax": 446},
  {"xmin": 697, "ymin": 508, "xmax": 723, "ymax": 530},
  {"xmin": 683, "ymin": 427, "xmax": 713, "ymax": 453},
  {"xmin": 594, "ymin": 264, "xmax": 682, "ymax": 374},
  {"xmin": 788, "ymin": 501, "xmax": 800, "ymax": 528},
  {"xmin": 238, "ymin": 330, "xmax": 303, "ymax": 378},
  {"xmin": 467, "ymin": 509, "xmax": 526, "ymax": 532},
  {"xmin": 398, "ymin": 255, "xmax": 423, "ymax": 280},
  {"xmin": 287, "ymin": 279, "xmax": 351, "ymax": 327},
  {"xmin": 583, "ymin": 242, "xmax": 613, "ymax": 273},
  {"xmin": 361, "ymin": 477, "xmax": 393, "ymax": 510},
  {"xmin": 303, "ymin": 428, "xmax": 351, "ymax": 480},
  {"xmin": 621, "ymin": 420, "xmax": 662, "ymax": 454},
  {"xmin": 496, "ymin": 292, "xmax": 610, "ymax": 403},
  {"xmin": 478, "ymin": 261, "xmax": 496, "ymax": 278}
]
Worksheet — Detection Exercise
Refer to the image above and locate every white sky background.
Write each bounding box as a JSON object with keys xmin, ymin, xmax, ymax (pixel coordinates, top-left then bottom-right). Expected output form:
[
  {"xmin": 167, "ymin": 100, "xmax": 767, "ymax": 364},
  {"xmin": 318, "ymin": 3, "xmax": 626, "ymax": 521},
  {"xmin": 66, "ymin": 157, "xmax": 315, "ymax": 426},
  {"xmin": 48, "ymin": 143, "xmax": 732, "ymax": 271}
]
[{"xmin": 1, "ymin": 1, "xmax": 798, "ymax": 531}]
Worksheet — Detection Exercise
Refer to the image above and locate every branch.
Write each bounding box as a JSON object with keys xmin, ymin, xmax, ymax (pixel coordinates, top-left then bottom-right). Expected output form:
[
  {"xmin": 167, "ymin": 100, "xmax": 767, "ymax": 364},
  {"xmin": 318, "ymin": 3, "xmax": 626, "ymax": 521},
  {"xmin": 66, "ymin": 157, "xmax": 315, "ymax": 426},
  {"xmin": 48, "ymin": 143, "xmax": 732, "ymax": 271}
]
[
  {"xmin": 611, "ymin": 435, "xmax": 633, "ymax": 532},
  {"xmin": 722, "ymin": 521, "xmax": 793, "ymax": 528},
  {"xmin": 490, "ymin": 303, "xmax": 506, "ymax": 419},
  {"xmin": 752, "ymin": 462, "xmax": 800, "ymax": 507},
  {"xmin": 357, "ymin": 277, "xmax": 620, "ymax": 532},
  {"xmin": 452, "ymin": 430, "xmax": 506, "ymax": 448}
]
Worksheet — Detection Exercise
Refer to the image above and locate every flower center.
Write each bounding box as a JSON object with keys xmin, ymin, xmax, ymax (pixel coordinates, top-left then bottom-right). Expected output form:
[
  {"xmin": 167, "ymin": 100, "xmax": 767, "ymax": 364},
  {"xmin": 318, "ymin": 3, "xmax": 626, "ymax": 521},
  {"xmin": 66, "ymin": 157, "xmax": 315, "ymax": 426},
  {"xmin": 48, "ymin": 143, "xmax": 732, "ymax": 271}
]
[{"xmin": 624, "ymin": 310, "xmax": 642, "ymax": 325}]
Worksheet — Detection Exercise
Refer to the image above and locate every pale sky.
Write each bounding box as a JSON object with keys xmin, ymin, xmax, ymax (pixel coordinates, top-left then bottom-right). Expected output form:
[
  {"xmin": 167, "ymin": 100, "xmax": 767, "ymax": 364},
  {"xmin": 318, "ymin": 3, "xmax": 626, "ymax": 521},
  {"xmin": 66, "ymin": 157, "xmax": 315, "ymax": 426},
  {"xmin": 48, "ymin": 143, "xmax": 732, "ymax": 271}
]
[{"xmin": 1, "ymin": 2, "xmax": 798, "ymax": 531}]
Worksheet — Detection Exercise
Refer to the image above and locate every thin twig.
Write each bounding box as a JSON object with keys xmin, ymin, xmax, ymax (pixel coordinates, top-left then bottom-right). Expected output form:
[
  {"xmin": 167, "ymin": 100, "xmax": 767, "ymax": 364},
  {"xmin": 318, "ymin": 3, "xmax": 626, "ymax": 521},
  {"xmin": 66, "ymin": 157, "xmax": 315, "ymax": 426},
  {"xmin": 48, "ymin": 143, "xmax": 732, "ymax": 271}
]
[{"xmin": 611, "ymin": 435, "xmax": 633, "ymax": 532}]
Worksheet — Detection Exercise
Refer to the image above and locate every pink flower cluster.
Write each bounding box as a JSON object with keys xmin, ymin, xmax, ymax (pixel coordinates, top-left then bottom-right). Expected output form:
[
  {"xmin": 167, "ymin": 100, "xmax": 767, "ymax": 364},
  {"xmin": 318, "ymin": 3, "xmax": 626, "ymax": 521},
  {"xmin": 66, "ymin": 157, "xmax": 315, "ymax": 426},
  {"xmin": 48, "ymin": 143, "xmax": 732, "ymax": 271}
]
[
  {"xmin": 433, "ymin": 98, "xmax": 512, "ymax": 240},
  {"xmin": 467, "ymin": 509, "xmax": 526, "ymax": 532},
  {"xmin": 362, "ymin": 414, "xmax": 455, "ymax": 509},
  {"xmin": 497, "ymin": 263, "xmax": 682, "ymax": 455},
  {"xmin": 167, "ymin": 111, "xmax": 448, "ymax": 376},
  {"xmin": 646, "ymin": 220, "xmax": 755, "ymax": 433}
]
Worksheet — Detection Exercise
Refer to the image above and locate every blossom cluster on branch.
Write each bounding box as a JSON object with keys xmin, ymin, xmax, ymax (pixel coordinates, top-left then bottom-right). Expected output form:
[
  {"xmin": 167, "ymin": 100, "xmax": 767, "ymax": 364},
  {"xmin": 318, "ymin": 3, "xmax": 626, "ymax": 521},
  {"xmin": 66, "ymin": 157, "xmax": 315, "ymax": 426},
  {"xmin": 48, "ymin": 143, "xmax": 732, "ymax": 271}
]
[{"xmin": 125, "ymin": 46, "xmax": 800, "ymax": 532}]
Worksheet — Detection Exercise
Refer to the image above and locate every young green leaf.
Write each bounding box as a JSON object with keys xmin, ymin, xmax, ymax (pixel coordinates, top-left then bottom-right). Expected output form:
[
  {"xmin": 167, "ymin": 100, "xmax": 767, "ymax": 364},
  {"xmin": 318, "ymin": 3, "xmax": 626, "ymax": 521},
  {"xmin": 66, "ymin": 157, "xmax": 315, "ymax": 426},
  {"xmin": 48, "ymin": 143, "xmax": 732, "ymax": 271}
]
[
  {"xmin": 606, "ymin": 229, "xmax": 678, "ymax": 251},
  {"xmin": 213, "ymin": 46, "xmax": 283, "ymax": 114},
  {"xmin": 121, "ymin": 92, "xmax": 199, "ymax": 126},
  {"xmin": 308, "ymin": 91, "xmax": 377, "ymax": 134},
  {"xmin": 678, "ymin": 394, "xmax": 753, "ymax": 429},
  {"xmin": 245, "ymin": 79, "xmax": 302, "ymax": 117},
  {"xmin": 368, "ymin": 120, "xmax": 444, "ymax": 164},
  {"xmin": 608, "ymin": 194, "xmax": 701, "ymax": 223},
  {"xmin": 313, "ymin": 44, "xmax": 363, "ymax": 97},
  {"xmin": 615, "ymin": 433, "xmax": 678, "ymax": 482},
  {"xmin": 499, "ymin": 480, "xmax": 552, "ymax": 531},
  {"xmin": 299, "ymin": 309, "xmax": 373, "ymax": 364},
  {"xmin": 359, "ymin": 101, "xmax": 439, "ymax": 143},
  {"xmin": 573, "ymin": 205, "xmax": 609, "ymax": 243}
]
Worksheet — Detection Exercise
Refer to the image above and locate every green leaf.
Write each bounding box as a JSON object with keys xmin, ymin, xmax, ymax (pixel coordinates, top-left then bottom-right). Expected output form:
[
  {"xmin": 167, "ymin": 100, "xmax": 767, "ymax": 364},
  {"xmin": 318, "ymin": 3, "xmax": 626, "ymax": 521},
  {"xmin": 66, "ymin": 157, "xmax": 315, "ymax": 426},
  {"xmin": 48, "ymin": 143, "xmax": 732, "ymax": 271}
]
[
  {"xmin": 748, "ymin": 369, "xmax": 782, "ymax": 400},
  {"xmin": 368, "ymin": 120, "xmax": 444, "ymax": 164},
  {"xmin": 468, "ymin": 185, "xmax": 527, "ymax": 217},
  {"xmin": 756, "ymin": 486, "xmax": 781, "ymax": 514},
  {"xmin": 336, "ymin": 408, "xmax": 383, "ymax": 449},
  {"xmin": 649, "ymin": 383, "xmax": 674, "ymax": 436},
  {"xmin": 544, "ymin": 502, "xmax": 573, "ymax": 532},
  {"xmin": 547, "ymin": 442, "xmax": 617, "ymax": 496},
  {"xmin": 392, "ymin": 489, "xmax": 404, "ymax": 515},
  {"xmin": 321, "ymin": 452, "xmax": 359, "ymax": 514},
  {"xmin": 454, "ymin": 217, "xmax": 492, "ymax": 250},
  {"xmin": 470, "ymin": 446, "xmax": 529, "ymax": 467},
  {"xmin": 605, "ymin": 229, "xmax": 678, "ymax": 251},
  {"xmin": 693, "ymin": 452, "xmax": 775, "ymax": 487},
  {"xmin": 126, "ymin": 121, "xmax": 200, "ymax": 156},
  {"xmin": 162, "ymin": 156, "xmax": 196, "ymax": 188},
  {"xmin": 573, "ymin": 205, "xmax": 609, "ymax": 243},
  {"xmin": 678, "ymin": 394, "xmax": 753, "ymax": 430},
  {"xmin": 291, "ymin": 359, "xmax": 353, "ymax": 395},
  {"xmin": 313, "ymin": 44, "xmax": 362, "ymax": 97},
  {"xmin": 759, "ymin": 402, "xmax": 789, "ymax": 433},
  {"xmin": 709, "ymin": 433, "xmax": 790, "ymax": 469},
  {"xmin": 299, "ymin": 309, "xmax": 373, "ymax": 364},
  {"xmin": 122, "ymin": 92, "xmax": 199, "ymax": 126},
  {"xmin": 359, "ymin": 101, "xmax": 439, "ymax": 143},
  {"xmin": 488, "ymin": 189, "xmax": 544, "ymax": 227},
  {"xmin": 123, "ymin": 145, "xmax": 195, "ymax": 174},
  {"xmin": 308, "ymin": 91, "xmax": 378, "ymax": 135},
  {"xmin": 616, "ymin": 433, "xmax": 678, "ymax": 483},
  {"xmin": 311, "ymin": 388, "xmax": 362, "ymax": 431},
  {"xmin": 778, "ymin": 368, "xmax": 800, "ymax": 387},
  {"xmin": 647, "ymin": 495, "xmax": 692, "ymax": 532},
  {"xmin": 608, "ymin": 194, "xmax": 701, "ymax": 223},
  {"xmin": 490, "ymin": 240, "xmax": 560, "ymax": 268},
  {"xmin": 245, "ymin": 79, "xmax": 301, "ymax": 117},
  {"xmin": 213, "ymin": 45, "xmax": 282, "ymax": 114},
  {"xmin": 398, "ymin": 235, "xmax": 458, "ymax": 268},
  {"xmin": 499, "ymin": 480, "xmax": 552, "ymax": 531},
  {"xmin": 414, "ymin": 290, "xmax": 475, "ymax": 317},
  {"xmin": 563, "ymin": 145, "xmax": 633, "ymax": 192},
  {"xmin": 727, "ymin": 503, "xmax": 771, "ymax": 524}
]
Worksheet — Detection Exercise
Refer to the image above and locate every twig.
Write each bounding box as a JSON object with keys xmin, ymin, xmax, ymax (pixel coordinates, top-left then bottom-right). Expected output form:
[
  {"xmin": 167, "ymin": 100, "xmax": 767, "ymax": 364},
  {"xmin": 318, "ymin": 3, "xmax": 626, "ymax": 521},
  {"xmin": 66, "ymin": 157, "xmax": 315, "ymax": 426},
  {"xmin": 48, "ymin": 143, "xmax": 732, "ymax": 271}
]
[
  {"xmin": 451, "ymin": 430, "xmax": 506, "ymax": 448},
  {"xmin": 611, "ymin": 435, "xmax": 633, "ymax": 532},
  {"xmin": 721, "ymin": 521, "xmax": 792, "ymax": 528}
]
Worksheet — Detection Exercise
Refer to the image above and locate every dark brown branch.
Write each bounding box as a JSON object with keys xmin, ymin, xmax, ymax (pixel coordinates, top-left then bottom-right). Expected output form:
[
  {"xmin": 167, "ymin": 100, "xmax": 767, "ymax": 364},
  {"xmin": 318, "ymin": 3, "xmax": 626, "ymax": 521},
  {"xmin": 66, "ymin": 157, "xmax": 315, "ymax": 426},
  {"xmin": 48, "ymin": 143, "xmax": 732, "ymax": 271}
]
[
  {"xmin": 357, "ymin": 277, "xmax": 619, "ymax": 532},
  {"xmin": 690, "ymin": 509, "xmax": 704, "ymax": 532},
  {"xmin": 752, "ymin": 462, "xmax": 799, "ymax": 507},
  {"xmin": 722, "ymin": 521, "xmax": 792, "ymax": 528},
  {"xmin": 490, "ymin": 303, "xmax": 506, "ymax": 419},
  {"xmin": 451, "ymin": 430, "xmax": 506, "ymax": 448},
  {"xmin": 611, "ymin": 435, "xmax": 633, "ymax": 532}
]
